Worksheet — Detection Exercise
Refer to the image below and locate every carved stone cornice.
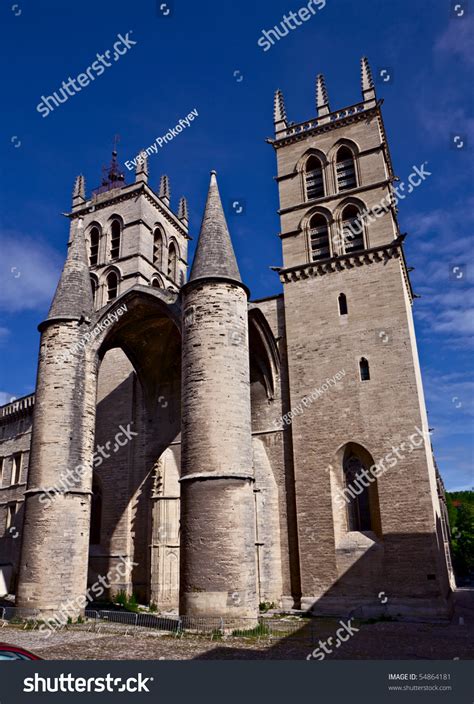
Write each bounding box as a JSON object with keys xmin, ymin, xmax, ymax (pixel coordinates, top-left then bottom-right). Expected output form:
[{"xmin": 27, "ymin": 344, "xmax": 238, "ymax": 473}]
[{"xmin": 278, "ymin": 238, "xmax": 413, "ymax": 302}]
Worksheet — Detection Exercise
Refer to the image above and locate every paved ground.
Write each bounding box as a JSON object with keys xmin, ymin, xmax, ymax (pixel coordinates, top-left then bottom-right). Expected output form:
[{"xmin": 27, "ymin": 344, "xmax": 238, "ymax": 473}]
[{"xmin": 1, "ymin": 589, "xmax": 473, "ymax": 661}]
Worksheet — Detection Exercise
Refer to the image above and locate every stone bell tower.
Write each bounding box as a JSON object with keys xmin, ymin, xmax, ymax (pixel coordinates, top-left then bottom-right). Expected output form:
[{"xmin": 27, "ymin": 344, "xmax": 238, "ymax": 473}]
[
  {"xmin": 180, "ymin": 172, "xmax": 258, "ymax": 619},
  {"xmin": 270, "ymin": 58, "xmax": 453, "ymax": 617}
]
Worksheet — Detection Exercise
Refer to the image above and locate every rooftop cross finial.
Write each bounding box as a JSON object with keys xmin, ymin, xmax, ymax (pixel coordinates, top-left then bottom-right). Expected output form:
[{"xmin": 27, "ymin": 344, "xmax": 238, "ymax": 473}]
[
  {"xmin": 92, "ymin": 140, "xmax": 126, "ymax": 196},
  {"xmin": 273, "ymin": 89, "xmax": 288, "ymax": 132},
  {"xmin": 316, "ymin": 74, "xmax": 330, "ymax": 117},
  {"xmin": 159, "ymin": 174, "xmax": 170, "ymax": 205},
  {"xmin": 361, "ymin": 56, "xmax": 376, "ymax": 105}
]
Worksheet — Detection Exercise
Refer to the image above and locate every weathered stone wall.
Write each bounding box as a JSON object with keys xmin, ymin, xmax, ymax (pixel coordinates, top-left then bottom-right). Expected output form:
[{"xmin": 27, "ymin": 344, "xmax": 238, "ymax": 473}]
[
  {"xmin": 180, "ymin": 281, "xmax": 257, "ymax": 618},
  {"xmin": 17, "ymin": 321, "xmax": 97, "ymax": 617},
  {"xmin": 282, "ymin": 256, "xmax": 451, "ymax": 617},
  {"xmin": 0, "ymin": 399, "xmax": 34, "ymax": 594}
]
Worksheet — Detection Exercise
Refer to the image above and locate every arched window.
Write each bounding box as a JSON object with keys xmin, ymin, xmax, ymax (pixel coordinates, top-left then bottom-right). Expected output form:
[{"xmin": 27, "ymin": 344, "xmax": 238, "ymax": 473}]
[
  {"xmin": 341, "ymin": 204, "xmax": 365, "ymax": 253},
  {"xmin": 344, "ymin": 455, "xmax": 372, "ymax": 531},
  {"xmin": 110, "ymin": 219, "xmax": 121, "ymax": 260},
  {"xmin": 338, "ymin": 293, "xmax": 348, "ymax": 315},
  {"xmin": 305, "ymin": 156, "xmax": 324, "ymax": 200},
  {"xmin": 336, "ymin": 146, "xmax": 357, "ymax": 192},
  {"xmin": 153, "ymin": 227, "xmax": 163, "ymax": 268},
  {"xmin": 90, "ymin": 476, "xmax": 102, "ymax": 546},
  {"xmin": 151, "ymin": 277, "xmax": 161, "ymax": 289},
  {"xmin": 168, "ymin": 242, "xmax": 177, "ymax": 281},
  {"xmin": 89, "ymin": 227, "xmax": 99, "ymax": 266},
  {"xmin": 309, "ymin": 213, "xmax": 330, "ymax": 262},
  {"xmin": 106, "ymin": 271, "xmax": 118, "ymax": 301},
  {"xmin": 359, "ymin": 357, "xmax": 370, "ymax": 381},
  {"xmin": 90, "ymin": 276, "xmax": 98, "ymax": 305}
]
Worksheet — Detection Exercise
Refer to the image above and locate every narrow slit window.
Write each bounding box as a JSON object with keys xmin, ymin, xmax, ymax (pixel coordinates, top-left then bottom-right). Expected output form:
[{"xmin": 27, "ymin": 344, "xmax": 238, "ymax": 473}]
[
  {"xmin": 338, "ymin": 293, "xmax": 348, "ymax": 315},
  {"xmin": 110, "ymin": 220, "xmax": 121, "ymax": 260},
  {"xmin": 107, "ymin": 272, "xmax": 118, "ymax": 301},
  {"xmin": 344, "ymin": 455, "xmax": 372, "ymax": 531},
  {"xmin": 153, "ymin": 228, "xmax": 163, "ymax": 268},
  {"xmin": 89, "ymin": 227, "xmax": 99, "ymax": 266},
  {"xmin": 168, "ymin": 242, "xmax": 177, "ymax": 281},
  {"xmin": 359, "ymin": 357, "xmax": 370, "ymax": 381},
  {"xmin": 90, "ymin": 277, "xmax": 98, "ymax": 305},
  {"xmin": 11, "ymin": 453, "xmax": 22, "ymax": 485}
]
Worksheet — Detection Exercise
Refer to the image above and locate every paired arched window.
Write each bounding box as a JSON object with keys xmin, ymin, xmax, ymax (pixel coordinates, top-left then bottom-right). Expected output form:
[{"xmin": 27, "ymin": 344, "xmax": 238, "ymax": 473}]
[
  {"xmin": 336, "ymin": 146, "xmax": 357, "ymax": 192},
  {"xmin": 359, "ymin": 357, "xmax": 370, "ymax": 381},
  {"xmin": 89, "ymin": 227, "xmax": 100, "ymax": 266},
  {"xmin": 168, "ymin": 242, "xmax": 177, "ymax": 281},
  {"xmin": 344, "ymin": 455, "xmax": 372, "ymax": 531},
  {"xmin": 106, "ymin": 271, "xmax": 118, "ymax": 301},
  {"xmin": 309, "ymin": 213, "xmax": 330, "ymax": 262},
  {"xmin": 341, "ymin": 204, "xmax": 365, "ymax": 253},
  {"xmin": 90, "ymin": 476, "xmax": 102, "ymax": 546},
  {"xmin": 153, "ymin": 227, "xmax": 163, "ymax": 268},
  {"xmin": 110, "ymin": 219, "xmax": 121, "ymax": 260},
  {"xmin": 338, "ymin": 293, "xmax": 348, "ymax": 315},
  {"xmin": 305, "ymin": 156, "xmax": 324, "ymax": 200}
]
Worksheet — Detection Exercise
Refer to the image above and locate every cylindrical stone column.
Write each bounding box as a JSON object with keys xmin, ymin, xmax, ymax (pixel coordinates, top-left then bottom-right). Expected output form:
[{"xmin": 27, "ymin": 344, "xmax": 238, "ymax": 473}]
[
  {"xmin": 16, "ymin": 322, "xmax": 97, "ymax": 618},
  {"xmin": 180, "ymin": 280, "xmax": 257, "ymax": 619}
]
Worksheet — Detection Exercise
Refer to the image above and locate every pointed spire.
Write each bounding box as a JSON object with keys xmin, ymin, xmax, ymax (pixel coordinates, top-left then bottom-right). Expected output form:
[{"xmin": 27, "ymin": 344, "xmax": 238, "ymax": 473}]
[
  {"xmin": 178, "ymin": 196, "xmax": 188, "ymax": 225},
  {"xmin": 273, "ymin": 89, "xmax": 288, "ymax": 133},
  {"xmin": 189, "ymin": 171, "xmax": 242, "ymax": 286},
  {"xmin": 135, "ymin": 150, "xmax": 148, "ymax": 184},
  {"xmin": 47, "ymin": 218, "xmax": 93, "ymax": 321},
  {"xmin": 72, "ymin": 174, "xmax": 86, "ymax": 207},
  {"xmin": 159, "ymin": 175, "xmax": 170, "ymax": 205},
  {"xmin": 361, "ymin": 56, "xmax": 376, "ymax": 105},
  {"xmin": 316, "ymin": 74, "xmax": 330, "ymax": 117}
]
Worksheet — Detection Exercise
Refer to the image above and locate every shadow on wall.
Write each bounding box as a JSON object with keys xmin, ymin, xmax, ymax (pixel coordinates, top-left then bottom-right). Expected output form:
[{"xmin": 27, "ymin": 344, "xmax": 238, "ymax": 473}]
[{"xmin": 192, "ymin": 530, "xmax": 454, "ymax": 660}]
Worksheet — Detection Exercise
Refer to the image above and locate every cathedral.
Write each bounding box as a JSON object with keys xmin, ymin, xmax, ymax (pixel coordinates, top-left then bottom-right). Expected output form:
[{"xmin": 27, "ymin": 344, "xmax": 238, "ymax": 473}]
[{"xmin": 0, "ymin": 59, "xmax": 454, "ymax": 621}]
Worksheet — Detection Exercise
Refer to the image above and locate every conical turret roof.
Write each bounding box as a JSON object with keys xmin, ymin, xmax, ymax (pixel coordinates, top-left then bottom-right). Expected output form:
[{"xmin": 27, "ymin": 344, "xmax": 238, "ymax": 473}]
[
  {"xmin": 189, "ymin": 171, "xmax": 242, "ymax": 285},
  {"xmin": 47, "ymin": 218, "xmax": 93, "ymax": 320}
]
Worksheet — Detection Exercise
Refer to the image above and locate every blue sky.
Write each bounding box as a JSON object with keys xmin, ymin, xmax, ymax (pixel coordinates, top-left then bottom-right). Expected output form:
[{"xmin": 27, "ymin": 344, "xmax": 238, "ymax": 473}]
[{"xmin": 0, "ymin": 0, "xmax": 472, "ymax": 490}]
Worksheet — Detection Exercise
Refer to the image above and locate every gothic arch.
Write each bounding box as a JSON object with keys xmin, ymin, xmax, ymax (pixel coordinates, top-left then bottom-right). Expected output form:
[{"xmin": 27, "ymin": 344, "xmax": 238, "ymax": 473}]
[
  {"xmin": 331, "ymin": 441, "xmax": 382, "ymax": 539},
  {"xmin": 301, "ymin": 206, "xmax": 334, "ymax": 262},
  {"xmin": 152, "ymin": 222, "xmax": 169, "ymax": 247},
  {"xmin": 100, "ymin": 264, "xmax": 122, "ymax": 305},
  {"xmin": 328, "ymin": 137, "xmax": 361, "ymax": 160},
  {"xmin": 248, "ymin": 306, "xmax": 280, "ymax": 402},
  {"xmin": 151, "ymin": 274, "xmax": 165, "ymax": 289},
  {"xmin": 297, "ymin": 148, "xmax": 329, "ymax": 202},
  {"xmin": 86, "ymin": 222, "xmax": 103, "ymax": 266},
  {"xmin": 329, "ymin": 138, "xmax": 361, "ymax": 194},
  {"xmin": 85, "ymin": 287, "xmax": 182, "ymax": 601}
]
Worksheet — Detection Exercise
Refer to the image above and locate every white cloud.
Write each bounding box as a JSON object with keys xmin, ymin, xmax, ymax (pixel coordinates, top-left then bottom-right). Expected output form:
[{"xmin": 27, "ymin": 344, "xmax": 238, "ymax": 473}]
[
  {"xmin": 0, "ymin": 391, "xmax": 17, "ymax": 406},
  {"xmin": 435, "ymin": 14, "xmax": 474, "ymax": 67},
  {"xmin": 0, "ymin": 231, "xmax": 62, "ymax": 313}
]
